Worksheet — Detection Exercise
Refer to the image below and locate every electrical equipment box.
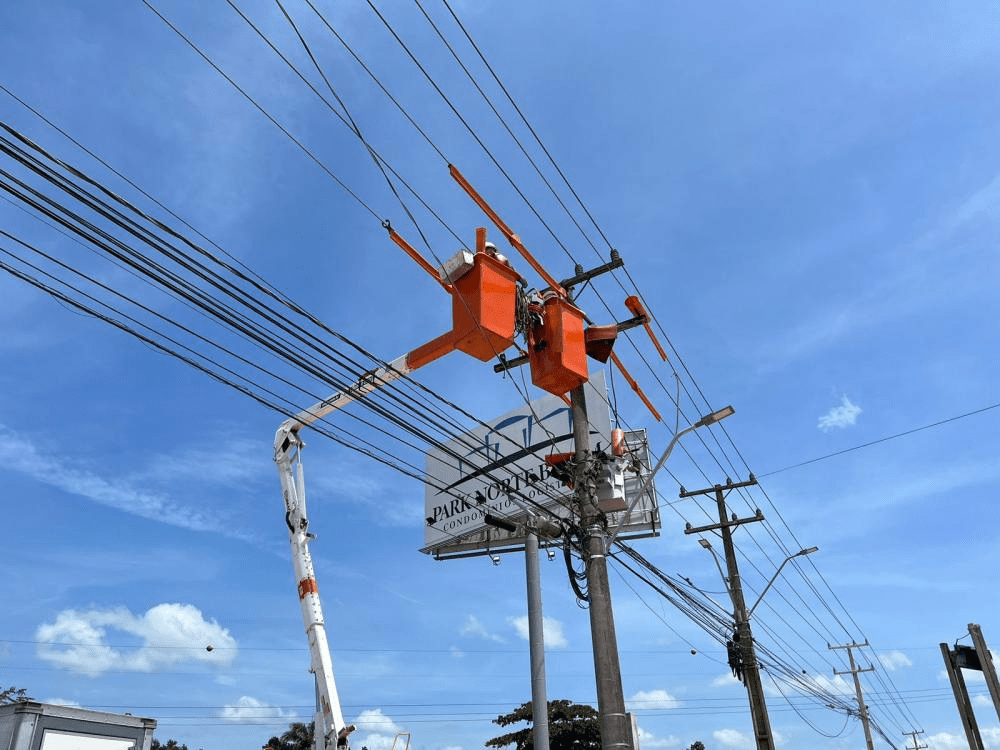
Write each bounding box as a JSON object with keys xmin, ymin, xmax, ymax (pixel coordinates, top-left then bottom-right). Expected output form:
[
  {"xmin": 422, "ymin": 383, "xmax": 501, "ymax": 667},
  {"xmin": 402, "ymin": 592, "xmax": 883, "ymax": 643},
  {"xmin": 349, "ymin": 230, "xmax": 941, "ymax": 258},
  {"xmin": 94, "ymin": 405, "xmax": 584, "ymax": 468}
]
[
  {"xmin": 450, "ymin": 251, "xmax": 519, "ymax": 361},
  {"xmin": 0, "ymin": 702, "xmax": 156, "ymax": 750},
  {"xmin": 596, "ymin": 457, "xmax": 628, "ymax": 513},
  {"xmin": 529, "ymin": 296, "xmax": 588, "ymax": 395}
]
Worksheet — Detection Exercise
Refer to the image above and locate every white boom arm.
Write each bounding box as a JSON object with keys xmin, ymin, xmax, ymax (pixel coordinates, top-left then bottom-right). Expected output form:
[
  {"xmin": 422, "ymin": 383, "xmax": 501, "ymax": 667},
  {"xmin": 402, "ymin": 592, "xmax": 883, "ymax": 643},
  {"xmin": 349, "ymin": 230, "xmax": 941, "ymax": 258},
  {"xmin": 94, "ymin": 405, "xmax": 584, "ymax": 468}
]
[{"xmin": 274, "ymin": 354, "xmax": 412, "ymax": 750}]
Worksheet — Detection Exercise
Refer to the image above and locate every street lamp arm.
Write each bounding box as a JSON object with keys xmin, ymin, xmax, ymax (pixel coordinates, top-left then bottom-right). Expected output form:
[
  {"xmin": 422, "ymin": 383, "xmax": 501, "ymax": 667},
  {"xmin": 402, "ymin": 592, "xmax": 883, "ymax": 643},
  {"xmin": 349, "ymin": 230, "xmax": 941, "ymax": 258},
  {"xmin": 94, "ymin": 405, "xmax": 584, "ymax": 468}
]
[
  {"xmin": 747, "ymin": 546, "xmax": 819, "ymax": 619},
  {"xmin": 606, "ymin": 424, "xmax": 694, "ymax": 546},
  {"xmin": 606, "ymin": 405, "xmax": 734, "ymax": 547}
]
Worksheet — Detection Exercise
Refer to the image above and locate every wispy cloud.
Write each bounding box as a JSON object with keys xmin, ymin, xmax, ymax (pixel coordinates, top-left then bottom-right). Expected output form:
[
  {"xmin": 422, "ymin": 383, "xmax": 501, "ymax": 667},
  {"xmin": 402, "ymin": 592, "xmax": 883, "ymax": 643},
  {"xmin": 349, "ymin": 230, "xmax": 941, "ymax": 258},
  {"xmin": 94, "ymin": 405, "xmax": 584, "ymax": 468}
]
[
  {"xmin": 711, "ymin": 672, "xmax": 742, "ymax": 688},
  {"xmin": 878, "ymin": 650, "xmax": 912, "ymax": 670},
  {"xmin": 627, "ymin": 689, "xmax": 680, "ymax": 710},
  {"xmin": 220, "ymin": 696, "xmax": 294, "ymax": 724},
  {"xmin": 353, "ymin": 708, "xmax": 405, "ymax": 750},
  {"xmin": 508, "ymin": 615, "xmax": 568, "ymax": 648},
  {"xmin": 818, "ymin": 395, "xmax": 861, "ymax": 431},
  {"xmin": 0, "ymin": 423, "xmax": 254, "ymax": 539},
  {"xmin": 633, "ymin": 726, "xmax": 681, "ymax": 749},
  {"xmin": 713, "ymin": 728, "xmax": 783, "ymax": 749},
  {"xmin": 36, "ymin": 603, "xmax": 237, "ymax": 676},
  {"xmin": 460, "ymin": 614, "xmax": 505, "ymax": 643},
  {"xmin": 713, "ymin": 728, "xmax": 750, "ymax": 749}
]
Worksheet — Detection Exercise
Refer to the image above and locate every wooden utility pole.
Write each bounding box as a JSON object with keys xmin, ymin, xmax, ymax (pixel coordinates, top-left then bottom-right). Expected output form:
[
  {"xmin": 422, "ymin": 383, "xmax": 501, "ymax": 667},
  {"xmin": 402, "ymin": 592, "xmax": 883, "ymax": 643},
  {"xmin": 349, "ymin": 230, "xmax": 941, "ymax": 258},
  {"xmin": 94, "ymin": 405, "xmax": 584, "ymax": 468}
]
[
  {"xmin": 571, "ymin": 386, "xmax": 631, "ymax": 750},
  {"xmin": 681, "ymin": 477, "xmax": 773, "ymax": 750},
  {"xmin": 940, "ymin": 641, "xmax": 985, "ymax": 750},
  {"xmin": 829, "ymin": 641, "xmax": 875, "ymax": 750},
  {"xmin": 902, "ymin": 729, "xmax": 927, "ymax": 750},
  {"xmin": 968, "ymin": 623, "xmax": 1000, "ymax": 722}
]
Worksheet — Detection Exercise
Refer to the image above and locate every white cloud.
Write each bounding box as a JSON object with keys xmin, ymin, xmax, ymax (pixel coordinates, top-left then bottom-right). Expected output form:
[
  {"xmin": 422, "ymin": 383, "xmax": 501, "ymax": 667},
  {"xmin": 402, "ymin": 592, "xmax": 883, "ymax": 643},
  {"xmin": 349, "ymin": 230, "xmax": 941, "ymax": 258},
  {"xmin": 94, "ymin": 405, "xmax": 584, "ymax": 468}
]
[
  {"xmin": 450, "ymin": 646, "xmax": 464, "ymax": 658},
  {"xmin": 818, "ymin": 395, "xmax": 862, "ymax": 431},
  {"xmin": 220, "ymin": 696, "xmax": 292, "ymax": 724},
  {"xmin": 352, "ymin": 708, "xmax": 405, "ymax": 750},
  {"xmin": 0, "ymin": 424, "xmax": 240, "ymax": 536},
  {"xmin": 136, "ymin": 437, "xmax": 265, "ymax": 487},
  {"xmin": 627, "ymin": 689, "xmax": 680, "ymax": 710},
  {"xmin": 460, "ymin": 614, "xmax": 505, "ymax": 643},
  {"xmin": 508, "ymin": 615, "xmax": 568, "ymax": 648},
  {"xmin": 711, "ymin": 672, "xmax": 742, "ymax": 688},
  {"xmin": 713, "ymin": 728, "xmax": 751, "ymax": 749},
  {"xmin": 926, "ymin": 731, "xmax": 977, "ymax": 750},
  {"xmin": 634, "ymin": 726, "xmax": 681, "ymax": 749},
  {"xmin": 809, "ymin": 673, "xmax": 854, "ymax": 695},
  {"xmin": 879, "ymin": 650, "xmax": 913, "ymax": 670},
  {"xmin": 46, "ymin": 698, "xmax": 81, "ymax": 707},
  {"xmin": 36, "ymin": 603, "xmax": 237, "ymax": 676}
]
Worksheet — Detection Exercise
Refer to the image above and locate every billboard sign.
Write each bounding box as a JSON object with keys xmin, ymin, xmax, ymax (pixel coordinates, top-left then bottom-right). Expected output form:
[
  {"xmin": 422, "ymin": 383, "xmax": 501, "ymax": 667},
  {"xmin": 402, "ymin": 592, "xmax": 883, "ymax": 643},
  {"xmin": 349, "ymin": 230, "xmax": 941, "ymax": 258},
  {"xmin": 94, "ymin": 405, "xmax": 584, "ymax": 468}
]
[{"xmin": 421, "ymin": 371, "xmax": 660, "ymax": 558}]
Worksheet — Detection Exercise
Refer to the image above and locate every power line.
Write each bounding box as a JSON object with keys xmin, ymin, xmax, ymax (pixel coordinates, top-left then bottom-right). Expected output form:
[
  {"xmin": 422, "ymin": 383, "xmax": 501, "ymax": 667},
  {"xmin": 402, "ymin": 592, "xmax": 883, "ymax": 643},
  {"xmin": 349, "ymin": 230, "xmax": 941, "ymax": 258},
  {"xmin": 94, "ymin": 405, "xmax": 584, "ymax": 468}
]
[{"xmin": 760, "ymin": 402, "xmax": 1000, "ymax": 478}]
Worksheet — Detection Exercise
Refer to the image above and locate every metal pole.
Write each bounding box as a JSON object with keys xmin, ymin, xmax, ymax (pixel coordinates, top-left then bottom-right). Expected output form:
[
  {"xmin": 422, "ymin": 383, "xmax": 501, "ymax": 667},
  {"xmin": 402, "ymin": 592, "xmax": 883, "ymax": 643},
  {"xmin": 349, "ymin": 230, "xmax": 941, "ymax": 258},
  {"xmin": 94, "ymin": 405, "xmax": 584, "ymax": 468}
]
[
  {"xmin": 571, "ymin": 386, "xmax": 631, "ymax": 750},
  {"xmin": 968, "ymin": 623, "xmax": 1000, "ymax": 722},
  {"xmin": 714, "ymin": 486, "xmax": 774, "ymax": 750},
  {"xmin": 525, "ymin": 527, "xmax": 550, "ymax": 750},
  {"xmin": 940, "ymin": 643, "xmax": 985, "ymax": 750}
]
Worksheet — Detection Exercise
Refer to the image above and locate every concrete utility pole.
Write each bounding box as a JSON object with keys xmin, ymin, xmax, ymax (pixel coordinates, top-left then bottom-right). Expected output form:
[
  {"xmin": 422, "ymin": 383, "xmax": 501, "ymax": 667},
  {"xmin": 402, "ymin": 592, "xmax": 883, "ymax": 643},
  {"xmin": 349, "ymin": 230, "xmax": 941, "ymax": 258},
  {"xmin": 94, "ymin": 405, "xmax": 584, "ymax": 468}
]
[
  {"xmin": 524, "ymin": 524, "xmax": 551, "ymax": 750},
  {"xmin": 829, "ymin": 641, "xmax": 876, "ymax": 750},
  {"xmin": 571, "ymin": 386, "xmax": 631, "ymax": 750},
  {"xmin": 681, "ymin": 477, "xmax": 774, "ymax": 750},
  {"xmin": 902, "ymin": 729, "xmax": 927, "ymax": 750},
  {"xmin": 968, "ymin": 623, "xmax": 1000, "ymax": 722},
  {"xmin": 940, "ymin": 641, "xmax": 985, "ymax": 750}
]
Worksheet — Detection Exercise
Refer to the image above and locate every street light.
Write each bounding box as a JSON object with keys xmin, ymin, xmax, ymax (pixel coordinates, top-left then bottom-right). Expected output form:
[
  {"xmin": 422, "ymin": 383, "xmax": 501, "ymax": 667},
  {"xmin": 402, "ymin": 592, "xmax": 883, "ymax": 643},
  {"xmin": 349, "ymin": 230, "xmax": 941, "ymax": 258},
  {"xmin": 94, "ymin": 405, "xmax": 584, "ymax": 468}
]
[
  {"xmin": 746, "ymin": 546, "xmax": 819, "ymax": 620},
  {"xmin": 607, "ymin": 405, "xmax": 735, "ymax": 545},
  {"xmin": 698, "ymin": 538, "xmax": 729, "ymax": 594}
]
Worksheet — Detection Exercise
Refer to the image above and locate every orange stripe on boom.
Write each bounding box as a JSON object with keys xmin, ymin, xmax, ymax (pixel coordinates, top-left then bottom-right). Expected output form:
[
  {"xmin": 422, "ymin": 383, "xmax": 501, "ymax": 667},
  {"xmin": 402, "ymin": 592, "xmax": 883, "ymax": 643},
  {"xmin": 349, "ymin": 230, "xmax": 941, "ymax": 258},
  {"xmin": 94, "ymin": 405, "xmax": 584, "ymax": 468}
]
[{"xmin": 298, "ymin": 578, "xmax": 319, "ymax": 599}]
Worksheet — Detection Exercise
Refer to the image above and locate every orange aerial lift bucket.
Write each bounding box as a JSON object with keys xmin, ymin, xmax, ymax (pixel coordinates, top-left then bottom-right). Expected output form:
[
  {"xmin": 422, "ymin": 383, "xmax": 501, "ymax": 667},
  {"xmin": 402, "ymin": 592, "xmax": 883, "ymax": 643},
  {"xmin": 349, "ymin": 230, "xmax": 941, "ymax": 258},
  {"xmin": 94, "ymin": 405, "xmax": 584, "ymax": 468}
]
[
  {"xmin": 450, "ymin": 237, "xmax": 520, "ymax": 362},
  {"xmin": 529, "ymin": 295, "xmax": 588, "ymax": 396}
]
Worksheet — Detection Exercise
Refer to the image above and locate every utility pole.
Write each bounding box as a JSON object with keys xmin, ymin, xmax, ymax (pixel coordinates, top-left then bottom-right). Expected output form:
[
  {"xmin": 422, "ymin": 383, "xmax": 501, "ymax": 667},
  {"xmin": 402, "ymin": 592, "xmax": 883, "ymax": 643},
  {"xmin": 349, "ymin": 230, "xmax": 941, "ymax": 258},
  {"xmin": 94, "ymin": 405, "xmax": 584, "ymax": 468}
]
[
  {"xmin": 681, "ymin": 477, "xmax": 774, "ymax": 750},
  {"xmin": 940, "ymin": 641, "xmax": 985, "ymax": 750},
  {"xmin": 829, "ymin": 641, "xmax": 876, "ymax": 750},
  {"xmin": 571, "ymin": 385, "xmax": 631, "ymax": 750},
  {"xmin": 902, "ymin": 729, "xmax": 927, "ymax": 750},
  {"xmin": 968, "ymin": 623, "xmax": 1000, "ymax": 722},
  {"xmin": 524, "ymin": 523, "xmax": 550, "ymax": 750}
]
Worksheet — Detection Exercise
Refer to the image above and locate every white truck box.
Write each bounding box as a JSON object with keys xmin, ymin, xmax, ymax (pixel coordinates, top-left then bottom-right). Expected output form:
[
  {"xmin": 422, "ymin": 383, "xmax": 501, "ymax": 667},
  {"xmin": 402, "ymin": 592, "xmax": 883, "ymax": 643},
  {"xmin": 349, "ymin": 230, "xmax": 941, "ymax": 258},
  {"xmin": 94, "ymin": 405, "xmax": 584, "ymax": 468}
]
[{"xmin": 0, "ymin": 702, "xmax": 156, "ymax": 750}]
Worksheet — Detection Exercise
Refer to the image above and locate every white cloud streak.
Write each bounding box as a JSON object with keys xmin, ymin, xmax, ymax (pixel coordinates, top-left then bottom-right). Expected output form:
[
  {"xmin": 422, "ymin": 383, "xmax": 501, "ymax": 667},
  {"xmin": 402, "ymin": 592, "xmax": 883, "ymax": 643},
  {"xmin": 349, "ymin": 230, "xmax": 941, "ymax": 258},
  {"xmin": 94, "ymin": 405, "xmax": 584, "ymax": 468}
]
[
  {"xmin": 353, "ymin": 708, "xmax": 405, "ymax": 750},
  {"xmin": 508, "ymin": 615, "xmax": 568, "ymax": 648},
  {"xmin": 713, "ymin": 728, "xmax": 751, "ymax": 749},
  {"xmin": 220, "ymin": 696, "xmax": 293, "ymax": 724},
  {"xmin": 634, "ymin": 726, "xmax": 681, "ymax": 749},
  {"xmin": 818, "ymin": 395, "xmax": 862, "ymax": 431},
  {"xmin": 460, "ymin": 614, "xmax": 505, "ymax": 643},
  {"xmin": 36, "ymin": 603, "xmax": 237, "ymax": 676},
  {"xmin": 627, "ymin": 689, "xmax": 680, "ymax": 710},
  {"xmin": 878, "ymin": 650, "xmax": 912, "ymax": 670},
  {"xmin": 0, "ymin": 424, "xmax": 253, "ymax": 539}
]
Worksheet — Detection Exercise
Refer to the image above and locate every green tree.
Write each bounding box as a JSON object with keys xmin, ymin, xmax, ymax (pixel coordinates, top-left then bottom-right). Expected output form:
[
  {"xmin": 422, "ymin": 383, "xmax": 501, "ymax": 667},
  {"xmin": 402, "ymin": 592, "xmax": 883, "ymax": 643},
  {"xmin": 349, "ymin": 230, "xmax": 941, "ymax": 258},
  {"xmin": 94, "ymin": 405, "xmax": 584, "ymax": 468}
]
[
  {"xmin": 266, "ymin": 721, "xmax": 315, "ymax": 750},
  {"xmin": 485, "ymin": 700, "xmax": 600, "ymax": 750},
  {"xmin": 150, "ymin": 741, "xmax": 189, "ymax": 750},
  {"xmin": 687, "ymin": 742, "xmax": 706, "ymax": 750},
  {"xmin": 0, "ymin": 686, "xmax": 30, "ymax": 704}
]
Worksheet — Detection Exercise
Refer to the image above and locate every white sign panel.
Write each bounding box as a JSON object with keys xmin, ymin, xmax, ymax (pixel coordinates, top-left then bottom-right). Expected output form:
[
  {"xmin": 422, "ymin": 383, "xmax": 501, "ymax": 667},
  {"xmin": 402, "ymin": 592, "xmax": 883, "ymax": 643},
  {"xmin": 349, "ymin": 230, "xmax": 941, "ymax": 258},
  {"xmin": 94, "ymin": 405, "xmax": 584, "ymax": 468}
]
[{"xmin": 421, "ymin": 372, "xmax": 660, "ymax": 558}]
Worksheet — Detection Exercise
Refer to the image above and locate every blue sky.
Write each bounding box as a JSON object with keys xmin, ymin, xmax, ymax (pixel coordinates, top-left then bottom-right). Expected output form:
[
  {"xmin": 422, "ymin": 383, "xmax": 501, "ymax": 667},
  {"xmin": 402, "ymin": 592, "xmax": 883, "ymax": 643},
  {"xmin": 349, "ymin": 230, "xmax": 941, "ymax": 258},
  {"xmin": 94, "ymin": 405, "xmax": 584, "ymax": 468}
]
[{"xmin": 1, "ymin": 2, "xmax": 999, "ymax": 750}]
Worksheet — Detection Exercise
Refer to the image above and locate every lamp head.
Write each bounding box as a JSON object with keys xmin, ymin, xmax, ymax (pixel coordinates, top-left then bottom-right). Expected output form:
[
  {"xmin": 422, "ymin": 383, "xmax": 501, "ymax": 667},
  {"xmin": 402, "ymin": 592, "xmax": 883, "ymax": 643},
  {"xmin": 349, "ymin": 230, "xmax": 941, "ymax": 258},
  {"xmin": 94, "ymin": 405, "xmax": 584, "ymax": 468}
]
[{"xmin": 695, "ymin": 405, "xmax": 735, "ymax": 427}]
